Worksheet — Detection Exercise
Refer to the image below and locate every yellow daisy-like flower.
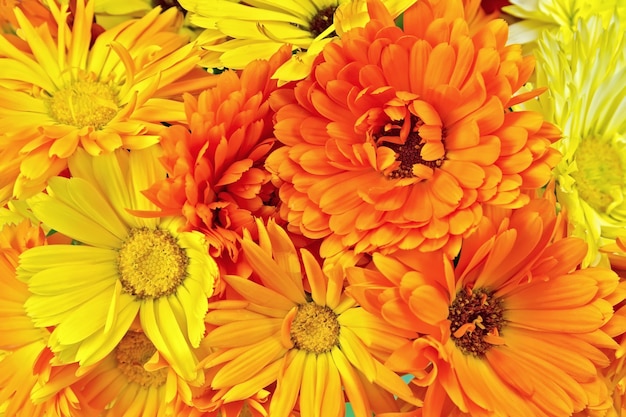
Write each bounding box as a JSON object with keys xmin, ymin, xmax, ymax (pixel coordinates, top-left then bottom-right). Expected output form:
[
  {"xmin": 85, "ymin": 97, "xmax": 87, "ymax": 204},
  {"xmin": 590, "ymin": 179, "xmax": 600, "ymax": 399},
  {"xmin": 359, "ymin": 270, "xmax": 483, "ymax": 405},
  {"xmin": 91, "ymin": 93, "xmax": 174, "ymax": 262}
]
[
  {"xmin": 201, "ymin": 219, "xmax": 418, "ymax": 417},
  {"xmin": 94, "ymin": 0, "xmax": 203, "ymax": 40},
  {"xmin": 179, "ymin": 0, "xmax": 347, "ymax": 69},
  {"xmin": 0, "ymin": 0, "xmax": 217, "ymax": 205},
  {"xmin": 17, "ymin": 145, "xmax": 219, "ymax": 383},
  {"xmin": 504, "ymin": 0, "xmax": 626, "ymax": 47},
  {"xmin": 179, "ymin": 0, "xmax": 413, "ymax": 79},
  {"xmin": 522, "ymin": 14, "xmax": 626, "ymax": 267}
]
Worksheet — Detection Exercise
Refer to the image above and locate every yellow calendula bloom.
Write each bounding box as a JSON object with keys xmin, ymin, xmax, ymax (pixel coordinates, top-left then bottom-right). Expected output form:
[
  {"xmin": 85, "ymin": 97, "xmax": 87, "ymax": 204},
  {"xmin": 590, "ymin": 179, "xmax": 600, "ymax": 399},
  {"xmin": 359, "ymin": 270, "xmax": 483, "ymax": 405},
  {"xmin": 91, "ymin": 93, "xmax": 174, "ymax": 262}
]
[
  {"xmin": 17, "ymin": 145, "xmax": 219, "ymax": 383},
  {"xmin": 0, "ymin": 0, "xmax": 216, "ymax": 206},
  {"xmin": 180, "ymin": 0, "xmax": 414, "ymax": 82},
  {"xmin": 522, "ymin": 14, "xmax": 626, "ymax": 268},
  {"xmin": 93, "ymin": 0, "xmax": 203, "ymax": 40},
  {"xmin": 504, "ymin": 0, "xmax": 626, "ymax": 48}
]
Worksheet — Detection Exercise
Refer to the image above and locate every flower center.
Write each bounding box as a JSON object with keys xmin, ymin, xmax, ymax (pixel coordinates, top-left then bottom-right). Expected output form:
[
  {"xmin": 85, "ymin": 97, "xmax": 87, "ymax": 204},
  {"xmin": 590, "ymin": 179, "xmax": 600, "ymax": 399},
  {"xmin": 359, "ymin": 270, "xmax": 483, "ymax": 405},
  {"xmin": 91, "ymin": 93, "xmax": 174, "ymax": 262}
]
[
  {"xmin": 115, "ymin": 331, "xmax": 168, "ymax": 387},
  {"xmin": 570, "ymin": 137, "xmax": 625, "ymax": 214},
  {"xmin": 48, "ymin": 75, "xmax": 118, "ymax": 129},
  {"xmin": 448, "ymin": 288, "xmax": 505, "ymax": 357},
  {"xmin": 290, "ymin": 302, "xmax": 340, "ymax": 354},
  {"xmin": 117, "ymin": 227, "xmax": 189, "ymax": 299},
  {"xmin": 376, "ymin": 114, "xmax": 445, "ymax": 179},
  {"xmin": 309, "ymin": 5, "xmax": 337, "ymax": 38}
]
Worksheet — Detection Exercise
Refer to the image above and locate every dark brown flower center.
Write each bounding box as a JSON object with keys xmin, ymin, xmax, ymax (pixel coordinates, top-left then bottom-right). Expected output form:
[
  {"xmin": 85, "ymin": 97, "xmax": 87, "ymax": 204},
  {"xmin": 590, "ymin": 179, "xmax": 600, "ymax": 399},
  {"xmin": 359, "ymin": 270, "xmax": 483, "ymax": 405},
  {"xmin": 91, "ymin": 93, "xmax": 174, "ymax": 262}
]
[
  {"xmin": 449, "ymin": 288, "xmax": 505, "ymax": 357},
  {"xmin": 376, "ymin": 114, "xmax": 445, "ymax": 179},
  {"xmin": 309, "ymin": 6, "xmax": 337, "ymax": 38}
]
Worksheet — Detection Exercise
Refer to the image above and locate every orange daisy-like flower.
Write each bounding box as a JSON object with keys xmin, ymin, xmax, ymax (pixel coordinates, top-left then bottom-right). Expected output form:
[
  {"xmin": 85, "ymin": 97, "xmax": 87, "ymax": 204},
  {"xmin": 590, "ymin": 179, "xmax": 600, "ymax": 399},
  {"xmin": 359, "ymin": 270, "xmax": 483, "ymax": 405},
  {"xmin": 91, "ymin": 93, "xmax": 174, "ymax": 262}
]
[
  {"xmin": 66, "ymin": 329, "xmax": 201, "ymax": 417},
  {"xmin": 266, "ymin": 0, "xmax": 561, "ymax": 259},
  {"xmin": 0, "ymin": 0, "xmax": 216, "ymax": 205},
  {"xmin": 140, "ymin": 45, "xmax": 293, "ymax": 259},
  {"xmin": 199, "ymin": 218, "xmax": 418, "ymax": 417},
  {"xmin": 346, "ymin": 198, "xmax": 622, "ymax": 417}
]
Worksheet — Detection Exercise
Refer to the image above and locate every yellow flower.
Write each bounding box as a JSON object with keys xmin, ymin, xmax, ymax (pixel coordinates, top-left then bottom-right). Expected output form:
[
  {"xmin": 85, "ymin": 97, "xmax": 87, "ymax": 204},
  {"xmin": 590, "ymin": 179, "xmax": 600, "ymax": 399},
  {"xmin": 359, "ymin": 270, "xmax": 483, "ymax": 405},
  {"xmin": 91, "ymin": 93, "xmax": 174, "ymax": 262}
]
[
  {"xmin": 504, "ymin": 0, "xmax": 626, "ymax": 48},
  {"xmin": 0, "ymin": 0, "xmax": 217, "ymax": 205},
  {"xmin": 17, "ymin": 145, "xmax": 219, "ymax": 383},
  {"xmin": 521, "ymin": 14, "xmax": 626, "ymax": 267},
  {"xmin": 93, "ymin": 0, "xmax": 153, "ymax": 29},
  {"xmin": 180, "ymin": 0, "xmax": 414, "ymax": 82},
  {"xmin": 93, "ymin": 0, "xmax": 203, "ymax": 40},
  {"xmin": 200, "ymin": 219, "xmax": 419, "ymax": 416}
]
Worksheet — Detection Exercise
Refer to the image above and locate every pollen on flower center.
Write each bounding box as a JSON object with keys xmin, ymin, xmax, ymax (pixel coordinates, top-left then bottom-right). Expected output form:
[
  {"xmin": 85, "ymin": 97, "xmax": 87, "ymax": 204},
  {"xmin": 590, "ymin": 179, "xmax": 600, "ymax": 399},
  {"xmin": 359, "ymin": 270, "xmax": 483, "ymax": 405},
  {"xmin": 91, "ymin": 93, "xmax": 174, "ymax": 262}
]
[
  {"xmin": 117, "ymin": 227, "xmax": 189, "ymax": 299},
  {"xmin": 48, "ymin": 76, "xmax": 118, "ymax": 129},
  {"xmin": 290, "ymin": 302, "xmax": 340, "ymax": 354},
  {"xmin": 115, "ymin": 331, "xmax": 168, "ymax": 387},
  {"xmin": 376, "ymin": 114, "xmax": 445, "ymax": 179},
  {"xmin": 571, "ymin": 138, "xmax": 625, "ymax": 214},
  {"xmin": 309, "ymin": 5, "xmax": 337, "ymax": 38},
  {"xmin": 449, "ymin": 288, "xmax": 505, "ymax": 357}
]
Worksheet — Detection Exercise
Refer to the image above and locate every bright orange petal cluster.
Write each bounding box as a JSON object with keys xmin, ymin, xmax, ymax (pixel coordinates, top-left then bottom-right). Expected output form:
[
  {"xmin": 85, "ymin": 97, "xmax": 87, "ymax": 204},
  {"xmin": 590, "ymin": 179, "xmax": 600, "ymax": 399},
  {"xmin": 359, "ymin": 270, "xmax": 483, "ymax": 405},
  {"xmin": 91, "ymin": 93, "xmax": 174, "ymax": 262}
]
[
  {"xmin": 346, "ymin": 197, "xmax": 622, "ymax": 417},
  {"xmin": 141, "ymin": 46, "xmax": 293, "ymax": 259},
  {"xmin": 266, "ymin": 0, "xmax": 561, "ymax": 259}
]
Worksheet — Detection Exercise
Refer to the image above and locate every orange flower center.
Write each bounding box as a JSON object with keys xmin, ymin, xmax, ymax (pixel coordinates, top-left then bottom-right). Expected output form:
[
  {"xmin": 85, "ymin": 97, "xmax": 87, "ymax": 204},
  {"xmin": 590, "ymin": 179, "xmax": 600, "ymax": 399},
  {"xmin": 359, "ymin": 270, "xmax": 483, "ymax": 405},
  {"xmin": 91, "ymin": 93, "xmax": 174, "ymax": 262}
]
[
  {"xmin": 309, "ymin": 5, "xmax": 337, "ymax": 38},
  {"xmin": 115, "ymin": 331, "xmax": 168, "ymax": 387},
  {"xmin": 290, "ymin": 302, "xmax": 340, "ymax": 354},
  {"xmin": 449, "ymin": 288, "xmax": 505, "ymax": 357},
  {"xmin": 117, "ymin": 227, "xmax": 188, "ymax": 299},
  {"xmin": 377, "ymin": 114, "xmax": 445, "ymax": 179}
]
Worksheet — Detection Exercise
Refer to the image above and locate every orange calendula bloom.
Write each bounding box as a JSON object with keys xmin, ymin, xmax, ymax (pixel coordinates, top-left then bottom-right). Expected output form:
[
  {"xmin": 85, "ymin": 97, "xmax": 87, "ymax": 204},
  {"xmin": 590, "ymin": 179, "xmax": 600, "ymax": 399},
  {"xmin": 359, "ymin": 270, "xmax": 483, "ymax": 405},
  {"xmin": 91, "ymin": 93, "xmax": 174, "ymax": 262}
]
[
  {"xmin": 68, "ymin": 329, "xmax": 200, "ymax": 416},
  {"xmin": 0, "ymin": 0, "xmax": 216, "ymax": 205},
  {"xmin": 199, "ymin": 219, "xmax": 419, "ymax": 417},
  {"xmin": 266, "ymin": 0, "xmax": 561, "ymax": 259},
  {"xmin": 346, "ymin": 198, "xmax": 622, "ymax": 417},
  {"xmin": 141, "ymin": 45, "xmax": 293, "ymax": 259}
]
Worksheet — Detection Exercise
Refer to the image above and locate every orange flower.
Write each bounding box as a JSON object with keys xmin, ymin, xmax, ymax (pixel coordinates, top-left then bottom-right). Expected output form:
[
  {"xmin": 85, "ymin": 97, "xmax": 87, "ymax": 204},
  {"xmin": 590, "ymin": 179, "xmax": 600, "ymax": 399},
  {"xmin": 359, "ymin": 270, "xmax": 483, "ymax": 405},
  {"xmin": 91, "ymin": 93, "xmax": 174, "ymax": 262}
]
[
  {"xmin": 67, "ymin": 330, "xmax": 202, "ymax": 416},
  {"xmin": 266, "ymin": 0, "xmax": 561, "ymax": 259},
  {"xmin": 0, "ymin": 0, "xmax": 53, "ymax": 33},
  {"xmin": 198, "ymin": 219, "xmax": 418, "ymax": 417},
  {"xmin": 346, "ymin": 198, "xmax": 622, "ymax": 417},
  {"xmin": 141, "ymin": 45, "xmax": 293, "ymax": 259}
]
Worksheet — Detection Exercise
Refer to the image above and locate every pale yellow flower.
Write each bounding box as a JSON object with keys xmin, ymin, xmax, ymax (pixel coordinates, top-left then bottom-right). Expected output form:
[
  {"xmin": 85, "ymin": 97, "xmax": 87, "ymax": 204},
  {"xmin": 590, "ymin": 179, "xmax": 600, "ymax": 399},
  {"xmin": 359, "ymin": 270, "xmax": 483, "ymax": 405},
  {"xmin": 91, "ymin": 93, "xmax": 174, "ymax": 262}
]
[
  {"xmin": 519, "ymin": 14, "xmax": 626, "ymax": 267},
  {"xmin": 504, "ymin": 0, "xmax": 626, "ymax": 48},
  {"xmin": 181, "ymin": 0, "xmax": 415, "ymax": 83}
]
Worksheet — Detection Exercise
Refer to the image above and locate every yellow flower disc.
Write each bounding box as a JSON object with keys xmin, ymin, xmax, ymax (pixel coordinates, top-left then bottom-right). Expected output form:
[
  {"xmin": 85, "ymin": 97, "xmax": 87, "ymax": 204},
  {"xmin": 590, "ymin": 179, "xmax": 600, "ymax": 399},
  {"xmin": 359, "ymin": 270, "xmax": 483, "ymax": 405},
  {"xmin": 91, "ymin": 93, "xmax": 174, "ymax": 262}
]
[
  {"xmin": 290, "ymin": 302, "xmax": 340, "ymax": 354},
  {"xmin": 115, "ymin": 331, "xmax": 168, "ymax": 387},
  {"xmin": 48, "ymin": 76, "xmax": 118, "ymax": 129},
  {"xmin": 117, "ymin": 227, "xmax": 189, "ymax": 299}
]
